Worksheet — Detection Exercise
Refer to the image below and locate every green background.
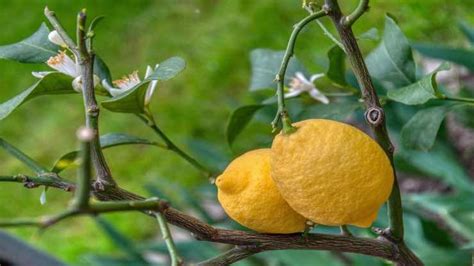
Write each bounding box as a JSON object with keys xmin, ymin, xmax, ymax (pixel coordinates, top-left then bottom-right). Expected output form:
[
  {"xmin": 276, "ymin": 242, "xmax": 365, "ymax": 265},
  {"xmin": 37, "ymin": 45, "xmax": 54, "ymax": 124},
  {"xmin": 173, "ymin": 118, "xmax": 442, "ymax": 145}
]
[{"xmin": 0, "ymin": 0, "xmax": 473, "ymax": 265}]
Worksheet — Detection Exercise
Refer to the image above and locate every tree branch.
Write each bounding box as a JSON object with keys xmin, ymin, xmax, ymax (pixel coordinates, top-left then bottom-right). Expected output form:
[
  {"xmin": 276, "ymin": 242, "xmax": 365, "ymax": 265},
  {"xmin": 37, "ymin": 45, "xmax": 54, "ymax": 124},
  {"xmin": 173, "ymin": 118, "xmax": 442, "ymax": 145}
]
[
  {"xmin": 272, "ymin": 9, "xmax": 327, "ymax": 133},
  {"xmin": 45, "ymin": 8, "xmax": 115, "ymax": 188},
  {"xmin": 323, "ymin": 0, "xmax": 403, "ymax": 241}
]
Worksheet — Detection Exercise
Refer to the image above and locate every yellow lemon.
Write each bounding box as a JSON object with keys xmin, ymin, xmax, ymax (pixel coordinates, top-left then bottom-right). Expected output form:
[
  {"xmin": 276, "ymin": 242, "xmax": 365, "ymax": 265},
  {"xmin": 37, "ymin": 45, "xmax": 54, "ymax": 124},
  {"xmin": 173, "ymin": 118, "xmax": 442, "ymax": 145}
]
[
  {"xmin": 216, "ymin": 149, "xmax": 306, "ymax": 233},
  {"xmin": 271, "ymin": 119, "xmax": 394, "ymax": 227}
]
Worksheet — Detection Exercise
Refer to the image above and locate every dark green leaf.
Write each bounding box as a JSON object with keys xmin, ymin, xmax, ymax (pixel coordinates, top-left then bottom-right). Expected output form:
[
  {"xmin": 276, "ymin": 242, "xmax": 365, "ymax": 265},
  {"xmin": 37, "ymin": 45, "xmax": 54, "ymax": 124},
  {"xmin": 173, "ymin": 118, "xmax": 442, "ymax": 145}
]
[
  {"xmin": 366, "ymin": 15, "xmax": 416, "ymax": 88},
  {"xmin": 400, "ymin": 106, "xmax": 449, "ymax": 151},
  {"xmin": 0, "ymin": 72, "xmax": 75, "ymax": 120},
  {"xmin": 298, "ymin": 101, "xmax": 361, "ymax": 121},
  {"xmin": 226, "ymin": 104, "xmax": 266, "ymax": 146},
  {"xmin": 0, "ymin": 23, "xmax": 59, "ymax": 63},
  {"xmin": 413, "ymin": 43, "xmax": 474, "ymax": 71},
  {"xmin": 249, "ymin": 49, "xmax": 307, "ymax": 91},
  {"xmin": 94, "ymin": 55, "xmax": 113, "ymax": 85},
  {"xmin": 102, "ymin": 57, "xmax": 185, "ymax": 114},
  {"xmin": 0, "ymin": 138, "xmax": 48, "ymax": 174},
  {"xmin": 147, "ymin": 57, "xmax": 186, "ymax": 81},
  {"xmin": 458, "ymin": 21, "xmax": 474, "ymax": 44},
  {"xmin": 326, "ymin": 45, "xmax": 347, "ymax": 86},
  {"xmin": 94, "ymin": 217, "xmax": 147, "ymax": 264},
  {"xmin": 101, "ymin": 82, "xmax": 149, "ymax": 113},
  {"xmin": 52, "ymin": 133, "xmax": 159, "ymax": 173},
  {"xmin": 387, "ymin": 63, "xmax": 449, "ymax": 105}
]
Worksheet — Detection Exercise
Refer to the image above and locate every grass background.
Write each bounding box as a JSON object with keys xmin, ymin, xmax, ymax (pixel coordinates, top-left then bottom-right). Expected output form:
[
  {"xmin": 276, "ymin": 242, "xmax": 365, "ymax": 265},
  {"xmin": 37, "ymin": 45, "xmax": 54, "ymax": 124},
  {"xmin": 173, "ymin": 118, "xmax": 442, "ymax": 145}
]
[{"xmin": 0, "ymin": 0, "xmax": 473, "ymax": 264}]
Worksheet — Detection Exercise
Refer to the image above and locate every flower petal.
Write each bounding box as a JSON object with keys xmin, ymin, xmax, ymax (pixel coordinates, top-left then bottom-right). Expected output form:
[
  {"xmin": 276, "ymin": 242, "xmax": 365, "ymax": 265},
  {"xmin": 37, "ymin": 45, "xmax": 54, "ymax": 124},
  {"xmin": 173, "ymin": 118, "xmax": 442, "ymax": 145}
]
[
  {"xmin": 295, "ymin": 72, "xmax": 310, "ymax": 84},
  {"xmin": 113, "ymin": 71, "xmax": 141, "ymax": 91},
  {"xmin": 48, "ymin": 30, "xmax": 67, "ymax": 47},
  {"xmin": 309, "ymin": 89, "xmax": 330, "ymax": 104},
  {"xmin": 47, "ymin": 51, "xmax": 79, "ymax": 77},
  {"xmin": 32, "ymin": 71, "xmax": 53, "ymax": 78},
  {"xmin": 284, "ymin": 90, "xmax": 304, "ymax": 98},
  {"xmin": 309, "ymin": 73, "xmax": 325, "ymax": 83}
]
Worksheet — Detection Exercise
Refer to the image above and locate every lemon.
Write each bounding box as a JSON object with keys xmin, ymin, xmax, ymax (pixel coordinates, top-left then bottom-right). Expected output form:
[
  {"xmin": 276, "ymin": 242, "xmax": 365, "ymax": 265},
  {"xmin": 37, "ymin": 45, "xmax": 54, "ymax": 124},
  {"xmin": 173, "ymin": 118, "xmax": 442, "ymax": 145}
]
[
  {"xmin": 216, "ymin": 149, "xmax": 306, "ymax": 233},
  {"xmin": 271, "ymin": 119, "xmax": 394, "ymax": 227}
]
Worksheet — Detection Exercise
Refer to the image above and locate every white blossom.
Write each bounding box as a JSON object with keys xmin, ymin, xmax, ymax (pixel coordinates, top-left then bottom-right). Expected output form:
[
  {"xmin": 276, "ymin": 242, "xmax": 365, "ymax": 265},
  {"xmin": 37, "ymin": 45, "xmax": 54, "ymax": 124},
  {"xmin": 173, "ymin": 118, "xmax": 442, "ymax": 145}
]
[
  {"xmin": 32, "ymin": 51, "xmax": 99, "ymax": 92},
  {"xmin": 48, "ymin": 30, "xmax": 67, "ymax": 47},
  {"xmin": 285, "ymin": 72, "xmax": 329, "ymax": 104},
  {"xmin": 105, "ymin": 65, "xmax": 159, "ymax": 107}
]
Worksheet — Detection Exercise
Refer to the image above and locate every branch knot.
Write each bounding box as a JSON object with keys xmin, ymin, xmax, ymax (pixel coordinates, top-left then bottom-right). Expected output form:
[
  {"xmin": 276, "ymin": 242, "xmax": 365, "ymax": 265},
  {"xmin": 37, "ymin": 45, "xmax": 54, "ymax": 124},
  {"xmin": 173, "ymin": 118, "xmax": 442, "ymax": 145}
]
[{"xmin": 365, "ymin": 107, "xmax": 384, "ymax": 126}]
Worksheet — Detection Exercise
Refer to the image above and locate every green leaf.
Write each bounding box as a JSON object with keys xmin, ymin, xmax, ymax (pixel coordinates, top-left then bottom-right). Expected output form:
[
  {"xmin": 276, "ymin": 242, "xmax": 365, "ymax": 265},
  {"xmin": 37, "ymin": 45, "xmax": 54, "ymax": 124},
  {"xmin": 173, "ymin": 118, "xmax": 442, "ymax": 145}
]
[
  {"xmin": 413, "ymin": 43, "xmax": 474, "ymax": 71},
  {"xmin": 458, "ymin": 21, "xmax": 474, "ymax": 44},
  {"xmin": 298, "ymin": 101, "xmax": 361, "ymax": 121},
  {"xmin": 357, "ymin": 28, "xmax": 379, "ymax": 41},
  {"xmin": 52, "ymin": 133, "xmax": 159, "ymax": 173},
  {"xmin": 405, "ymin": 192, "xmax": 474, "ymax": 243},
  {"xmin": 0, "ymin": 138, "xmax": 48, "ymax": 174},
  {"xmin": 102, "ymin": 57, "xmax": 186, "ymax": 114},
  {"xmin": 387, "ymin": 63, "xmax": 449, "ymax": 105},
  {"xmin": 396, "ymin": 141, "xmax": 473, "ymax": 191},
  {"xmin": 326, "ymin": 45, "xmax": 347, "ymax": 86},
  {"xmin": 249, "ymin": 49, "xmax": 307, "ymax": 91},
  {"xmin": 226, "ymin": 104, "xmax": 266, "ymax": 146},
  {"xmin": 0, "ymin": 73, "xmax": 75, "ymax": 120},
  {"xmin": 94, "ymin": 217, "xmax": 147, "ymax": 264},
  {"xmin": 94, "ymin": 55, "xmax": 113, "ymax": 85},
  {"xmin": 147, "ymin": 56, "xmax": 186, "ymax": 81},
  {"xmin": 400, "ymin": 106, "xmax": 449, "ymax": 151},
  {"xmin": 0, "ymin": 23, "xmax": 59, "ymax": 63},
  {"xmin": 366, "ymin": 15, "xmax": 416, "ymax": 88}
]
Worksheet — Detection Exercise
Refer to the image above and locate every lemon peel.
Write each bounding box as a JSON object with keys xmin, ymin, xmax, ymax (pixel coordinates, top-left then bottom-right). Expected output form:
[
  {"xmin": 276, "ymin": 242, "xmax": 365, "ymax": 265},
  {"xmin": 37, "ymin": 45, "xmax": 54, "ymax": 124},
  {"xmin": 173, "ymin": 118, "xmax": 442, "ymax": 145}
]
[
  {"xmin": 271, "ymin": 119, "xmax": 394, "ymax": 227},
  {"xmin": 216, "ymin": 149, "xmax": 306, "ymax": 233}
]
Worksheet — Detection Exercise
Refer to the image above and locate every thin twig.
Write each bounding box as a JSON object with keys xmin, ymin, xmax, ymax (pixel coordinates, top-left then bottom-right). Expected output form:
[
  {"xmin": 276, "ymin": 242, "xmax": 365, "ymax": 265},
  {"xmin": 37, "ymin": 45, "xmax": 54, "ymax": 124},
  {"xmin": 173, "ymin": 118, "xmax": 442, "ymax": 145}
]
[
  {"xmin": 136, "ymin": 114, "xmax": 212, "ymax": 177},
  {"xmin": 315, "ymin": 19, "xmax": 346, "ymax": 52},
  {"xmin": 344, "ymin": 0, "xmax": 369, "ymax": 26},
  {"xmin": 196, "ymin": 246, "xmax": 260, "ymax": 265},
  {"xmin": 156, "ymin": 212, "xmax": 183, "ymax": 266},
  {"xmin": 0, "ymin": 174, "xmax": 75, "ymax": 191},
  {"xmin": 272, "ymin": 10, "xmax": 327, "ymax": 133}
]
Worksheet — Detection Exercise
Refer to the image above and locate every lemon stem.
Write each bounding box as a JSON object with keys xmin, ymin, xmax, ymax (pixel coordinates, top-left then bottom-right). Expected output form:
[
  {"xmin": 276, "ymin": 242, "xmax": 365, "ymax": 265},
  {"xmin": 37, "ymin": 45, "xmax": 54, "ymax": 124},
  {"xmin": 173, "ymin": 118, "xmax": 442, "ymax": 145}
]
[{"xmin": 272, "ymin": 10, "xmax": 327, "ymax": 132}]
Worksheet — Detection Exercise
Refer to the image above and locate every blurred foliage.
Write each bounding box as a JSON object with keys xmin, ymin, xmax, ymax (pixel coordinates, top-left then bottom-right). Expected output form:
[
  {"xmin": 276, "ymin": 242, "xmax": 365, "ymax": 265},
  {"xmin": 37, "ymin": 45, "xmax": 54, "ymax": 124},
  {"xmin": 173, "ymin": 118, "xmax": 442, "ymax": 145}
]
[{"xmin": 0, "ymin": 0, "xmax": 474, "ymax": 265}]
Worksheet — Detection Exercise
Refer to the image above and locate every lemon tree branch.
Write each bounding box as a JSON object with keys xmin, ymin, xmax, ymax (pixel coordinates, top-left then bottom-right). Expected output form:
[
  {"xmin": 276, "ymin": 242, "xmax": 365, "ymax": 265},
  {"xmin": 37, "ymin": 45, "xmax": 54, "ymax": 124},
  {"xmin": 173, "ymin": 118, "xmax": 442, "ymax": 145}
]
[
  {"xmin": 321, "ymin": 0, "xmax": 421, "ymax": 264},
  {"xmin": 272, "ymin": 10, "xmax": 327, "ymax": 133},
  {"xmin": 45, "ymin": 8, "xmax": 115, "ymax": 188}
]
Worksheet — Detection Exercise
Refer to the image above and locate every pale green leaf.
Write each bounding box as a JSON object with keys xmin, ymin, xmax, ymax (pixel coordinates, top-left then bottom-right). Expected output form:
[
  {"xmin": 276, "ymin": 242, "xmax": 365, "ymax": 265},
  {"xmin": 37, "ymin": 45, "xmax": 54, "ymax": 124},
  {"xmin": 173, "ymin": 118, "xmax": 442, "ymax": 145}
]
[
  {"xmin": 0, "ymin": 23, "xmax": 59, "ymax": 63},
  {"xmin": 102, "ymin": 57, "xmax": 186, "ymax": 114},
  {"xmin": 366, "ymin": 15, "xmax": 416, "ymax": 88},
  {"xmin": 400, "ymin": 106, "xmax": 449, "ymax": 151},
  {"xmin": 387, "ymin": 63, "xmax": 449, "ymax": 105},
  {"xmin": 249, "ymin": 49, "xmax": 307, "ymax": 91}
]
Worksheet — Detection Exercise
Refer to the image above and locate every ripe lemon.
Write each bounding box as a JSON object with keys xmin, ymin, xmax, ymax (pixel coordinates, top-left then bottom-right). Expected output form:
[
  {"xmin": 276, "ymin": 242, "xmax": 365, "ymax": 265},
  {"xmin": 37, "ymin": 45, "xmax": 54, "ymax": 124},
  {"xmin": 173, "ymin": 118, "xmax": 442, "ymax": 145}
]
[
  {"xmin": 271, "ymin": 119, "xmax": 394, "ymax": 227},
  {"xmin": 216, "ymin": 149, "xmax": 306, "ymax": 233}
]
